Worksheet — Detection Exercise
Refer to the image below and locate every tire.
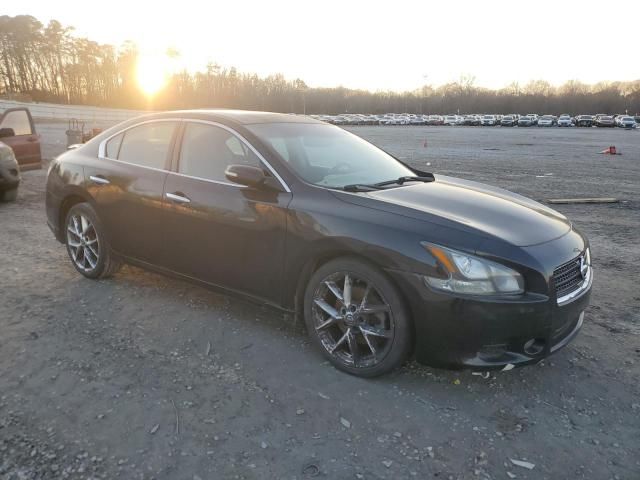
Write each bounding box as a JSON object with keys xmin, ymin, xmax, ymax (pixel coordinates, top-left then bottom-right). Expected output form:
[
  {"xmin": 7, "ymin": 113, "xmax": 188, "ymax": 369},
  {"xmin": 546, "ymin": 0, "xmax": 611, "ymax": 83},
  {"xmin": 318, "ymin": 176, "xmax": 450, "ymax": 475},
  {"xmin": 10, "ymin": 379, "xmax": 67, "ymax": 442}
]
[
  {"xmin": 303, "ymin": 257, "xmax": 412, "ymax": 377},
  {"xmin": 1, "ymin": 188, "xmax": 18, "ymax": 202},
  {"xmin": 64, "ymin": 202, "xmax": 121, "ymax": 279}
]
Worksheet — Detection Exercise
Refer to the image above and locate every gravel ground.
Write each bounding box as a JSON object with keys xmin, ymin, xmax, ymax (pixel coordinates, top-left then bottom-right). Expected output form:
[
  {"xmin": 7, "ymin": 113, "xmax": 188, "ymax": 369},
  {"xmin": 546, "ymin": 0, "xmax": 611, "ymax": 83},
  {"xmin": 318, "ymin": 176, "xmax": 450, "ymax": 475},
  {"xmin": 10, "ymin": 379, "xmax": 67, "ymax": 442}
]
[{"xmin": 1, "ymin": 123, "xmax": 639, "ymax": 479}]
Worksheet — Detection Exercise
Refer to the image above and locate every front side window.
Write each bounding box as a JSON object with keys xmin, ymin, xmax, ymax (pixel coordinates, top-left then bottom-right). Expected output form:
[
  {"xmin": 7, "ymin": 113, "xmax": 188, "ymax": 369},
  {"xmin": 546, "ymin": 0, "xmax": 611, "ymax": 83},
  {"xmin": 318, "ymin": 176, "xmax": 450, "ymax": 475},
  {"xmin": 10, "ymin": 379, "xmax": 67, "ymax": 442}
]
[
  {"xmin": 179, "ymin": 123, "xmax": 261, "ymax": 182},
  {"xmin": 0, "ymin": 110, "xmax": 33, "ymax": 136},
  {"xmin": 247, "ymin": 123, "xmax": 413, "ymax": 188},
  {"xmin": 116, "ymin": 122, "xmax": 176, "ymax": 169}
]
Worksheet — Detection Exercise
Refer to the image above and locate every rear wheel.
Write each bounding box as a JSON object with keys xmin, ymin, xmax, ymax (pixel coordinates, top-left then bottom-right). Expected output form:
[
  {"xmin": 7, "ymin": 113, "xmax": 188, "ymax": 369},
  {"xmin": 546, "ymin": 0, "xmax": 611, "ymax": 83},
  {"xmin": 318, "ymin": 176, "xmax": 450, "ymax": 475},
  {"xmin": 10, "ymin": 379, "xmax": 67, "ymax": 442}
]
[
  {"xmin": 65, "ymin": 203, "xmax": 121, "ymax": 279},
  {"xmin": 304, "ymin": 258, "xmax": 412, "ymax": 377},
  {"xmin": 1, "ymin": 188, "xmax": 18, "ymax": 202}
]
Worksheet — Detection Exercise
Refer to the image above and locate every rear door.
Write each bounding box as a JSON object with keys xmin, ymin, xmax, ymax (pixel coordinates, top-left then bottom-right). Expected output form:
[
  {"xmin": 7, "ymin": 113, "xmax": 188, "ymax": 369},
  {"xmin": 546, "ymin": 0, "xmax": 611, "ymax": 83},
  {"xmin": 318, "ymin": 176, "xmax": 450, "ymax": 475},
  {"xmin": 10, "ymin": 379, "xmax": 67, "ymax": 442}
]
[
  {"xmin": 161, "ymin": 120, "xmax": 291, "ymax": 304},
  {"xmin": 0, "ymin": 108, "xmax": 41, "ymax": 169},
  {"xmin": 86, "ymin": 120, "xmax": 178, "ymax": 264}
]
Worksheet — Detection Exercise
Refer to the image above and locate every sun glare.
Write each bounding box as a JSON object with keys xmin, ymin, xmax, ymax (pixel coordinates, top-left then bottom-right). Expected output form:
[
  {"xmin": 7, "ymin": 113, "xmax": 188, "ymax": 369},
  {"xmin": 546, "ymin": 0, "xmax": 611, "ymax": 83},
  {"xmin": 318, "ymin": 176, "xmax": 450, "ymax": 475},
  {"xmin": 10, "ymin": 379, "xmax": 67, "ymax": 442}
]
[{"xmin": 136, "ymin": 55, "xmax": 168, "ymax": 97}]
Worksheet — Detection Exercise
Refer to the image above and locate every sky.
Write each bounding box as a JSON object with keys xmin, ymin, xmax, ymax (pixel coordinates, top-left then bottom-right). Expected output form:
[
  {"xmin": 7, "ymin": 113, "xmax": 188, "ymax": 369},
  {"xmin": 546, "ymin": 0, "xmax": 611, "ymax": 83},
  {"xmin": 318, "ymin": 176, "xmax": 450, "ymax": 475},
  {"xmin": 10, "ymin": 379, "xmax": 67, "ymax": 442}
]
[{"xmin": 5, "ymin": 0, "xmax": 639, "ymax": 92}]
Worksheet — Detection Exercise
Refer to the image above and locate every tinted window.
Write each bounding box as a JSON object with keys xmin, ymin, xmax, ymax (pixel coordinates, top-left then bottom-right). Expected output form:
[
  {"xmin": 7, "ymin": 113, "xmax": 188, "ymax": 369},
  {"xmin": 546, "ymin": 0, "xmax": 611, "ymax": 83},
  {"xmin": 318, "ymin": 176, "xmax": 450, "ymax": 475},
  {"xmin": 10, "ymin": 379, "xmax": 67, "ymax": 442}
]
[
  {"xmin": 105, "ymin": 133, "xmax": 123, "ymax": 158},
  {"xmin": 1, "ymin": 110, "xmax": 32, "ymax": 136},
  {"xmin": 117, "ymin": 122, "xmax": 176, "ymax": 169},
  {"xmin": 179, "ymin": 123, "xmax": 261, "ymax": 182}
]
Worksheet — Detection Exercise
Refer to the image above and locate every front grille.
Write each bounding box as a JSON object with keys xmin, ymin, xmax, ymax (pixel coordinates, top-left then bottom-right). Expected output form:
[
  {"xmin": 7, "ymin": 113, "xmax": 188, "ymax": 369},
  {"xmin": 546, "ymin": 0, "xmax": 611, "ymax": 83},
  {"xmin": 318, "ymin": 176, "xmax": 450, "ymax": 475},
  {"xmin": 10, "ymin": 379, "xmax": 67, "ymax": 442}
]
[{"xmin": 553, "ymin": 255, "xmax": 584, "ymax": 298}]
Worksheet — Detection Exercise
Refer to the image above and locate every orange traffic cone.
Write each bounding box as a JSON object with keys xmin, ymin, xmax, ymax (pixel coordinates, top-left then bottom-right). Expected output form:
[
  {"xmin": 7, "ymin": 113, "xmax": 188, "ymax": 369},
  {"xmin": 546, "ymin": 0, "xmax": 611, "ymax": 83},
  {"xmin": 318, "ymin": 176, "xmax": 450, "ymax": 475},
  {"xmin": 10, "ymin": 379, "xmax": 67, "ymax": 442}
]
[{"xmin": 600, "ymin": 145, "xmax": 620, "ymax": 155}]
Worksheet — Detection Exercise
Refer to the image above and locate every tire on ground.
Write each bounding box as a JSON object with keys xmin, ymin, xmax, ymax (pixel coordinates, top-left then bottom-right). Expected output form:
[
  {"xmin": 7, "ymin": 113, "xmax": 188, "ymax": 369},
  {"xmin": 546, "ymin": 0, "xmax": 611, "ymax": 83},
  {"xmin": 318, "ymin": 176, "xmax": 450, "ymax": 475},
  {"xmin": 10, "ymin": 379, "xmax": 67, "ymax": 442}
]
[
  {"xmin": 1, "ymin": 188, "xmax": 18, "ymax": 202},
  {"xmin": 303, "ymin": 256, "xmax": 413, "ymax": 377},
  {"xmin": 64, "ymin": 202, "xmax": 122, "ymax": 279}
]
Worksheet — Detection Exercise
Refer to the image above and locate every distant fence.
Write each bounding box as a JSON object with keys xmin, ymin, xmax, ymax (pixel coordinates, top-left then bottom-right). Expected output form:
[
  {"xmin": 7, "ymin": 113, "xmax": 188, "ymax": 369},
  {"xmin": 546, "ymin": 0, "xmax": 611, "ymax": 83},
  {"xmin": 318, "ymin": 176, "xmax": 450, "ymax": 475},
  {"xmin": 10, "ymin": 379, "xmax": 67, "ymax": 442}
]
[{"xmin": 0, "ymin": 99, "xmax": 149, "ymax": 124}]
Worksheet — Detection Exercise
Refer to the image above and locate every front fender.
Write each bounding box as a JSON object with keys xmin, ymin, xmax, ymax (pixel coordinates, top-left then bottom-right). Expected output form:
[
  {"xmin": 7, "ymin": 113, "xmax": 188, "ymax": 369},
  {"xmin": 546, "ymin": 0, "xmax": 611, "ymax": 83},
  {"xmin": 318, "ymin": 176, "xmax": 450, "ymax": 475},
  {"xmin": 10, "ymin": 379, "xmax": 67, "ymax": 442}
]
[{"xmin": 281, "ymin": 193, "xmax": 484, "ymax": 310}]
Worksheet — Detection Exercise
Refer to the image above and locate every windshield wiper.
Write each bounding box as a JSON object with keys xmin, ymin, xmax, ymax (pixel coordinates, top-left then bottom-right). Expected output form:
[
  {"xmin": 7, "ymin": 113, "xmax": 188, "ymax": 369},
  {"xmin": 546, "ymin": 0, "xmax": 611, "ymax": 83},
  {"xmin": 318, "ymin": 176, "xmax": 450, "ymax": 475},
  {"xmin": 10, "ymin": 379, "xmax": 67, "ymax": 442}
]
[
  {"xmin": 342, "ymin": 175, "xmax": 434, "ymax": 192},
  {"xmin": 373, "ymin": 175, "xmax": 435, "ymax": 187},
  {"xmin": 342, "ymin": 184, "xmax": 383, "ymax": 192}
]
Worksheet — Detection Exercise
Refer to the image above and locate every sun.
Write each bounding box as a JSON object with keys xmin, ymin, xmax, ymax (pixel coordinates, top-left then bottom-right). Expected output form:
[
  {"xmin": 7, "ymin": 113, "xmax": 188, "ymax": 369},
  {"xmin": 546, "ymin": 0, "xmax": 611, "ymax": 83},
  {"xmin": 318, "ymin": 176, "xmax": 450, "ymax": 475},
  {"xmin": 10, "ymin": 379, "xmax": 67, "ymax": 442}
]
[{"xmin": 136, "ymin": 55, "xmax": 168, "ymax": 97}]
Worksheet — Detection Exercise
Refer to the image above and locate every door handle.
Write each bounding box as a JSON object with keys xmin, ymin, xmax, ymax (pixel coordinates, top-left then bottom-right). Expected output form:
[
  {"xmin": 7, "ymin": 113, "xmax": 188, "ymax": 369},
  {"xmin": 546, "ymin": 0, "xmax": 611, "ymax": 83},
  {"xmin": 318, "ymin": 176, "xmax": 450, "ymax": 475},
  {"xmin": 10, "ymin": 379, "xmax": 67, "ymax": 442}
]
[
  {"xmin": 89, "ymin": 175, "xmax": 110, "ymax": 185},
  {"xmin": 166, "ymin": 192, "xmax": 191, "ymax": 204}
]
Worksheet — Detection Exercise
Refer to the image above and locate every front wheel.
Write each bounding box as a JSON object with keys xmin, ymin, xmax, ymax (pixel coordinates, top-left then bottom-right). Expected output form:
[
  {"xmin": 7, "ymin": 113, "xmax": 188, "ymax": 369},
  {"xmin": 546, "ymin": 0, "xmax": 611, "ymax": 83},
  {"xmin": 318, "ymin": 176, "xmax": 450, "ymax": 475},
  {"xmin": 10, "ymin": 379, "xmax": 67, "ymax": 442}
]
[
  {"xmin": 65, "ymin": 202, "xmax": 121, "ymax": 279},
  {"xmin": 304, "ymin": 258, "xmax": 412, "ymax": 377}
]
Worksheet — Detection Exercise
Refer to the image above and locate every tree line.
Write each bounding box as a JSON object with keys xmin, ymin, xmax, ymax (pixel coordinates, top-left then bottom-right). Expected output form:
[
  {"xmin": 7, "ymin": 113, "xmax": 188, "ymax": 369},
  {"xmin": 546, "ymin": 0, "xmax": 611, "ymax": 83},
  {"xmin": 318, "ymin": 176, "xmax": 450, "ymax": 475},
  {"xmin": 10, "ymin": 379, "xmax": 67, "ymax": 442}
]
[{"xmin": 1, "ymin": 15, "xmax": 639, "ymax": 115}]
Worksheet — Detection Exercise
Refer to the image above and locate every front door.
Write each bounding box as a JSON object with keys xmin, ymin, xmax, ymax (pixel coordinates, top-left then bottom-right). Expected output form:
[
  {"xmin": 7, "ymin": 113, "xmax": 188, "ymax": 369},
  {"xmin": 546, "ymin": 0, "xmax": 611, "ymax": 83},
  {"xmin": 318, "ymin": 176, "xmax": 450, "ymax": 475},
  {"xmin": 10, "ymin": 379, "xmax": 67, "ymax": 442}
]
[
  {"xmin": 0, "ymin": 108, "xmax": 41, "ymax": 169},
  {"xmin": 162, "ymin": 121, "xmax": 291, "ymax": 305},
  {"xmin": 84, "ymin": 120, "xmax": 178, "ymax": 264}
]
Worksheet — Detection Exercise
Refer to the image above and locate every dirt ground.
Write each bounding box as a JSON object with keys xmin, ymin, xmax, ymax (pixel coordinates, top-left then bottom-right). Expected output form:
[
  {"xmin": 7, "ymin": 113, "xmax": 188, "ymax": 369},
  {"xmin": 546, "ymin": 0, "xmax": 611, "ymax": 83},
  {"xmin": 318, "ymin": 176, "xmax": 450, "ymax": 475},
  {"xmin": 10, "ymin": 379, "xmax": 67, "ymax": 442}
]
[{"xmin": 1, "ymin": 124, "xmax": 639, "ymax": 480}]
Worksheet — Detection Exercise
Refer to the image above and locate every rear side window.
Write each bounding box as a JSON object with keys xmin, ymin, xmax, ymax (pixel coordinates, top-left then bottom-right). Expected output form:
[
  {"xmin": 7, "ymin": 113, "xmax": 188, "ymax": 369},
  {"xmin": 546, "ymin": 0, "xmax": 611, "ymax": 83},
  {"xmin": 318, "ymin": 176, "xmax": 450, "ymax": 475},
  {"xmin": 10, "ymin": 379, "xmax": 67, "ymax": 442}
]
[
  {"xmin": 0, "ymin": 110, "xmax": 33, "ymax": 136},
  {"xmin": 117, "ymin": 122, "xmax": 176, "ymax": 169},
  {"xmin": 105, "ymin": 133, "xmax": 123, "ymax": 158},
  {"xmin": 179, "ymin": 123, "xmax": 261, "ymax": 182}
]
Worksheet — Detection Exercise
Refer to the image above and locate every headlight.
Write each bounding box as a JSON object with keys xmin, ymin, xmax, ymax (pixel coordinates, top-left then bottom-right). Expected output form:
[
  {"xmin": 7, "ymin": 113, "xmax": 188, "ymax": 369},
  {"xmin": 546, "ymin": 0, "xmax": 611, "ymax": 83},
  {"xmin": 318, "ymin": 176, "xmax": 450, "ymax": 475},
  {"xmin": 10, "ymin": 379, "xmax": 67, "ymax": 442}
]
[{"xmin": 422, "ymin": 243, "xmax": 524, "ymax": 295}]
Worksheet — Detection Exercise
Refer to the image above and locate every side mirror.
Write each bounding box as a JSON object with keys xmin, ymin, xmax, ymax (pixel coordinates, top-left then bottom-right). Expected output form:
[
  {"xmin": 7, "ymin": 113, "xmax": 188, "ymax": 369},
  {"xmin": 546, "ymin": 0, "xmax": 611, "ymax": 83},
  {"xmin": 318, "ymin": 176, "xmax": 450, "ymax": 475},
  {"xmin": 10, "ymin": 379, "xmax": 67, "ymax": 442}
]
[
  {"xmin": 0, "ymin": 128, "xmax": 15, "ymax": 139},
  {"xmin": 225, "ymin": 164, "xmax": 268, "ymax": 188}
]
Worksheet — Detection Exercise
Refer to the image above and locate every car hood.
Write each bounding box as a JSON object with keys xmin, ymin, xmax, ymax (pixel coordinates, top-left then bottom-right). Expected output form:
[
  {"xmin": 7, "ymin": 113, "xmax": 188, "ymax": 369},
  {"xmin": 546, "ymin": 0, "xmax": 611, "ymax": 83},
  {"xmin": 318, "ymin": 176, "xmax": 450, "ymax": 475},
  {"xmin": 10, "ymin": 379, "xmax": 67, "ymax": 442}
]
[{"xmin": 334, "ymin": 175, "xmax": 571, "ymax": 247}]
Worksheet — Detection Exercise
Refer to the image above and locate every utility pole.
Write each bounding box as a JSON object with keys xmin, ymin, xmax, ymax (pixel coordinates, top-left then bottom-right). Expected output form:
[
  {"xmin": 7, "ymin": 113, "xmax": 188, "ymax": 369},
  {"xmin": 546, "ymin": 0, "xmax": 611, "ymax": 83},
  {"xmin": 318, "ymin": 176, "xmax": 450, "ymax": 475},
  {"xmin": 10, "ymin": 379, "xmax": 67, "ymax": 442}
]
[{"xmin": 421, "ymin": 74, "xmax": 429, "ymax": 114}]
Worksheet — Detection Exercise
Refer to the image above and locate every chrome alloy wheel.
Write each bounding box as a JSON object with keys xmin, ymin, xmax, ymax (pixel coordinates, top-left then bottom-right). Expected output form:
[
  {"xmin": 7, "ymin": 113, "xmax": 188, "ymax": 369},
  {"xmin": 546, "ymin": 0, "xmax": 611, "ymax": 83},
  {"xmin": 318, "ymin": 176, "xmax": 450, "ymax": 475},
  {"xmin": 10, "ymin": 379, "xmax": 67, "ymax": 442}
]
[
  {"xmin": 312, "ymin": 272, "xmax": 395, "ymax": 368},
  {"xmin": 66, "ymin": 213, "xmax": 100, "ymax": 272}
]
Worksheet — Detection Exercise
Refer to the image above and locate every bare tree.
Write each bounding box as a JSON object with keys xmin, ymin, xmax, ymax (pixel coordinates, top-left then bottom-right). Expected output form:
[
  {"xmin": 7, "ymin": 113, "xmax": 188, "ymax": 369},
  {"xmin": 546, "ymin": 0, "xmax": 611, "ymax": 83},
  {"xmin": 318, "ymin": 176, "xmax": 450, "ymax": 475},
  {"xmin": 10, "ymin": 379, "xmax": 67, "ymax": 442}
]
[{"xmin": 0, "ymin": 15, "xmax": 638, "ymax": 114}]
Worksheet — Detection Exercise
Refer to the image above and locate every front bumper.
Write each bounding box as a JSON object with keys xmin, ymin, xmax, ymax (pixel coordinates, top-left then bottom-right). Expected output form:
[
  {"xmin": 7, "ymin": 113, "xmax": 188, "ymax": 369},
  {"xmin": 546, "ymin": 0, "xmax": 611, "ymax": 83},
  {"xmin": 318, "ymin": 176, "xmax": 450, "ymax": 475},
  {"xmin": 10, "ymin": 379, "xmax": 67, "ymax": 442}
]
[{"xmin": 386, "ymin": 266, "xmax": 591, "ymax": 370}]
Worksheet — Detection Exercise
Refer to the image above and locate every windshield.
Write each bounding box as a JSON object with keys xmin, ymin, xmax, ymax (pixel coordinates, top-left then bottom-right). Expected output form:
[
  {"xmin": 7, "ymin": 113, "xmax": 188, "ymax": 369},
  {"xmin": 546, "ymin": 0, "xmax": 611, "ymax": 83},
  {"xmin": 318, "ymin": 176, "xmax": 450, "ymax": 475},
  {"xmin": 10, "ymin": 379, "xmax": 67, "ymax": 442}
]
[{"xmin": 246, "ymin": 123, "xmax": 414, "ymax": 189}]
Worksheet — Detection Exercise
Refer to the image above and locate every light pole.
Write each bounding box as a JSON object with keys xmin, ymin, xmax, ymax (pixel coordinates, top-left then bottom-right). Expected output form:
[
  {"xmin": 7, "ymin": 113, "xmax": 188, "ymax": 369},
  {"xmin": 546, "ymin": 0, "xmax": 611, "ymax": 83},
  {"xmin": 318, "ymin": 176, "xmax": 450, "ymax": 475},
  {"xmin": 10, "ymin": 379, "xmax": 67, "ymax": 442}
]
[{"xmin": 421, "ymin": 74, "xmax": 429, "ymax": 114}]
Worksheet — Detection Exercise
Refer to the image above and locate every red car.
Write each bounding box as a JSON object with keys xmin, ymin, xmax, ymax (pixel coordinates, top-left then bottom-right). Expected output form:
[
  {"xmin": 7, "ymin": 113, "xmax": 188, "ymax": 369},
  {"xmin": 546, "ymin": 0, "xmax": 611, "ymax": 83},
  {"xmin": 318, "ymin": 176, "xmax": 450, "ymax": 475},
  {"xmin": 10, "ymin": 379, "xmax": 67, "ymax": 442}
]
[{"xmin": 0, "ymin": 107, "xmax": 42, "ymax": 170}]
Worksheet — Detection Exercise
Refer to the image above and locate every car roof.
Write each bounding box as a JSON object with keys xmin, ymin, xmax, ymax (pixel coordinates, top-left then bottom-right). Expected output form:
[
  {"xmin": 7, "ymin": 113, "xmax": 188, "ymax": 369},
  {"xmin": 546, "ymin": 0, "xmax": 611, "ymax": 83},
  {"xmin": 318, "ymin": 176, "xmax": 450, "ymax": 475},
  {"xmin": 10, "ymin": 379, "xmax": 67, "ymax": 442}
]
[
  {"xmin": 131, "ymin": 109, "xmax": 323, "ymax": 126},
  {"xmin": 79, "ymin": 109, "xmax": 324, "ymax": 157}
]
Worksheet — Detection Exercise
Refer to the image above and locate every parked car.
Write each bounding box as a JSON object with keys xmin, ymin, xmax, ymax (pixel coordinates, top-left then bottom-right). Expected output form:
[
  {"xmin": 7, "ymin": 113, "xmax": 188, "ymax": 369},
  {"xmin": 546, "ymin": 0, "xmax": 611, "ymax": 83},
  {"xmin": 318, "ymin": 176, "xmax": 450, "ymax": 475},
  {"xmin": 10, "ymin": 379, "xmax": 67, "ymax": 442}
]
[
  {"xmin": 500, "ymin": 115, "xmax": 517, "ymax": 127},
  {"xmin": 595, "ymin": 115, "xmax": 615, "ymax": 127},
  {"xmin": 45, "ymin": 110, "xmax": 593, "ymax": 376},
  {"xmin": 537, "ymin": 115, "xmax": 556, "ymax": 127},
  {"xmin": 443, "ymin": 115, "xmax": 459, "ymax": 126},
  {"xmin": 517, "ymin": 116, "xmax": 535, "ymax": 127},
  {"xmin": 525, "ymin": 114, "xmax": 539, "ymax": 125},
  {"xmin": 575, "ymin": 115, "xmax": 594, "ymax": 127},
  {"xmin": 426, "ymin": 115, "xmax": 444, "ymax": 125},
  {"xmin": 616, "ymin": 116, "xmax": 637, "ymax": 129},
  {"xmin": 0, "ymin": 140, "xmax": 20, "ymax": 202},
  {"xmin": 0, "ymin": 107, "xmax": 42, "ymax": 170},
  {"xmin": 557, "ymin": 115, "xmax": 574, "ymax": 127},
  {"xmin": 463, "ymin": 115, "xmax": 480, "ymax": 126},
  {"xmin": 480, "ymin": 115, "xmax": 497, "ymax": 126}
]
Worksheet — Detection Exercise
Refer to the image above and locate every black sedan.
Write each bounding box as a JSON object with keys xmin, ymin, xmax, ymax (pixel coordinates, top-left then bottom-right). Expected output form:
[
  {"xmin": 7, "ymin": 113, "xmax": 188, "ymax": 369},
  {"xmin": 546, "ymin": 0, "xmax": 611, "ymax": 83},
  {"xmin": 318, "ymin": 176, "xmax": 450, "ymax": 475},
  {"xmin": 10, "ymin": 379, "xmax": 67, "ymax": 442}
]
[{"xmin": 45, "ymin": 110, "xmax": 592, "ymax": 377}]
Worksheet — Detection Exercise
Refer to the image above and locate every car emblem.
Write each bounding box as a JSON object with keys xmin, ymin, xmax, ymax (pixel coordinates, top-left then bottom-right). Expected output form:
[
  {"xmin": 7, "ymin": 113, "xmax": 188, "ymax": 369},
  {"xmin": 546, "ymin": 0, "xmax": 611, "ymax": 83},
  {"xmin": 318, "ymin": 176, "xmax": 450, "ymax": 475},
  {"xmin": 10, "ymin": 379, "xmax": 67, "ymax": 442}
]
[{"xmin": 579, "ymin": 255, "xmax": 589, "ymax": 280}]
